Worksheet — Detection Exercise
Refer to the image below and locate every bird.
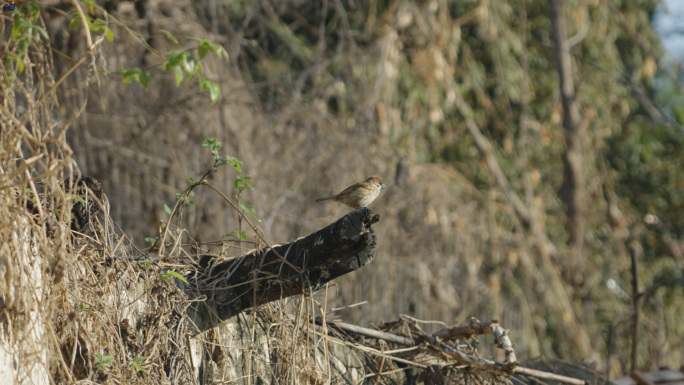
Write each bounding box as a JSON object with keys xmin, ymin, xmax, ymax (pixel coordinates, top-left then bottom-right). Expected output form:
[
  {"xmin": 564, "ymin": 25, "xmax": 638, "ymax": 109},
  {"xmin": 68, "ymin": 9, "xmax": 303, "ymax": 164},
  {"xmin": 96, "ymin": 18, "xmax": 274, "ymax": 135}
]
[{"xmin": 316, "ymin": 176, "xmax": 386, "ymax": 209}]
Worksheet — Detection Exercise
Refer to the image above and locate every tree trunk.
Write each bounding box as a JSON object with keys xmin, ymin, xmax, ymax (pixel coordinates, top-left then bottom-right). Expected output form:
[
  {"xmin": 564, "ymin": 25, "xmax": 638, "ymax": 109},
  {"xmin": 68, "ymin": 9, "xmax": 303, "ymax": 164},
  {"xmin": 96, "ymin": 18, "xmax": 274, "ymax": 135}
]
[{"xmin": 550, "ymin": 0, "xmax": 586, "ymax": 284}]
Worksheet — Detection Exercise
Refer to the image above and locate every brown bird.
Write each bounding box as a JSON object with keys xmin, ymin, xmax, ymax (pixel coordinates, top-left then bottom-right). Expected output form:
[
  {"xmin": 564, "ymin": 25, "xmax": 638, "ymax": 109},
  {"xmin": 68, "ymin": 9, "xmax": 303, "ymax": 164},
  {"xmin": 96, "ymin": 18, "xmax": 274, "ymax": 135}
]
[{"xmin": 316, "ymin": 176, "xmax": 386, "ymax": 209}]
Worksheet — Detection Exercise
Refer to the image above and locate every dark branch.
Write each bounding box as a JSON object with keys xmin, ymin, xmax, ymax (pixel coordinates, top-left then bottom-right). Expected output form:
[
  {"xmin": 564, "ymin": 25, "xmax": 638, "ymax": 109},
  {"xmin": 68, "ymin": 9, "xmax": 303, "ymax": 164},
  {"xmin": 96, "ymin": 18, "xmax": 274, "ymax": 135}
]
[{"xmin": 190, "ymin": 208, "xmax": 380, "ymax": 325}]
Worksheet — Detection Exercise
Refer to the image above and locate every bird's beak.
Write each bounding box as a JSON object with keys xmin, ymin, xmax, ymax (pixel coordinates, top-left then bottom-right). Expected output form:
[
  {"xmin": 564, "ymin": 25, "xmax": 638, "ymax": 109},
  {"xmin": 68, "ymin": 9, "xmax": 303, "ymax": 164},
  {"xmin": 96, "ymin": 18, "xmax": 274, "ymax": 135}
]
[{"xmin": 381, "ymin": 183, "xmax": 386, "ymax": 189}]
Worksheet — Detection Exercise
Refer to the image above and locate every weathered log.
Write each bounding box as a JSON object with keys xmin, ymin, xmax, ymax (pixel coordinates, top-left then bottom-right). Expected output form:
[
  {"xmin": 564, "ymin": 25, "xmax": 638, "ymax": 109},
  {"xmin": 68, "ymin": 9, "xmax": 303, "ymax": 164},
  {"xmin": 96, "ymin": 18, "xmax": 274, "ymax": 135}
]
[{"xmin": 191, "ymin": 207, "xmax": 380, "ymax": 323}]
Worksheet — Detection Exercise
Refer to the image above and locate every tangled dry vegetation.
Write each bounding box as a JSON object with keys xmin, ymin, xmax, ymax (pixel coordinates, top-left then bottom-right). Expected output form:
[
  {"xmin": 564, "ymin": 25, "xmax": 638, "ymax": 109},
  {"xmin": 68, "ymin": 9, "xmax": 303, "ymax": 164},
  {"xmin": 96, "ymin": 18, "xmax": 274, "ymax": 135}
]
[
  {"xmin": 0, "ymin": 5, "xmax": 193, "ymax": 381},
  {"xmin": 3, "ymin": 0, "xmax": 684, "ymax": 383}
]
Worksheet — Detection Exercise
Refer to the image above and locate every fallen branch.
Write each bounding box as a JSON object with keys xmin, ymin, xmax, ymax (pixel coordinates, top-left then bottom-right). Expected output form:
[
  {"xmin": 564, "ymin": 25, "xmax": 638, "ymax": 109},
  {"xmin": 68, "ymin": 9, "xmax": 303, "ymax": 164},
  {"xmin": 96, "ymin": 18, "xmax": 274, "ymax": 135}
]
[
  {"xmin": 328, "ymin": 317, "xmax": 585, "ymax": 385},
  {"xmin": 190, "ymin": 208, "xmax": 380, "ymax": 323},
  {"xmin": 330, "ymin": 318, "xmax": 516, "ymax": 373}
]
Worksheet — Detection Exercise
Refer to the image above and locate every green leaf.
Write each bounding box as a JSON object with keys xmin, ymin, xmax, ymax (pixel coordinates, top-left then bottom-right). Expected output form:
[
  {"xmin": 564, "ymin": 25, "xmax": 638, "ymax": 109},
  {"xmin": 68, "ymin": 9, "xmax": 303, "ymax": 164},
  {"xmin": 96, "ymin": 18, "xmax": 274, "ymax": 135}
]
[
  {"xmin": 163, "ymin": 204, "xmax": 171, "ymax": 215},
  {"xmin": 95, "ymin": 353, "xmax": 114, "ymax": 372},
  {"xmin": 80, "ymin": 302, "xmax": 95, "ymax": 315},
  {"xmin": 82, "ymin": 0, "xmax": 97, "ymax": 14},
  {"xmin": 115, "ymin": 68, "xmax": 150, "ymax": 91},
  {"xmin": 198, "ymin": 78, "xmax": 219, "ymax": 104},
  {"xmin": 227, "ymin": 231, "xmax": 248, "ymax": 240},
  {"xmin": 216, "ymin": 46, "xmax": 229, "ymax": 60},
  {"xmin": 189, "ymin": 37, "xmax": 229, "ymax": 60},
  {"xmin": 131, "ymin": 356, "xmax": 147, "ymax": 364},
  {"xmin": 161, "ymin": 270, "xmax": 189, "ymax": 285},
  {"xmin": 189, "ymin": 37, "xmax": 209, "ymax": 59},
  {"xmin": 105, "ymin": 27, "xmax": 114, "ymax": 42},
  {"xmin": 130, "ymin": 364, "xmax": 147, "ymax": 373},
  {"xmin": 188, "ymin": 177, "xmax": 196, "ymax": 183},
  {"xmin": 224, "ymin": 156, "xmax": 242, "ymax": 172},
  {"xmin": 173, "ymin": 66, "xmax": 183, "ymax": 86},
  {"xmin": 198, "ymin": 41, "xmax": 209, "ymax": 60},
  {"xmin": 164, "ymin": 50, "xmax": 185, "ymax": 71},
  {"xmin": 234, "ymin": 176, "xmax": 253, "ymax": 189},
  {"xmin": 69, "ymin": 15, "xmax": 83, "ymax": 31},
  {"xmin": 240, "ymin": 204, "xmax": 260, "ymax": 221},
  {"xmin": 12, "ymin": 53, "xmax": 24, "ymax": 73},
  {"xmin": 206, "ymin": 80, "xmax": 220, "ymax": 105},
  {"xmin": 159, "ymin": 29, "xmax": 178, "ymax": 44},
  {"xmin": 138, "ymin": 70, "xmax": 150, "ymax": 90},
  {"xmin": 202, "ymin": 138, "xmax": 218, "ymax": 148},
  {"xmin": 29, "ymin": 2, "xmax": 40, "ymax": 19},
  {"xmin": 179, "ymin": 53, "xmax": 198, "ymax": 74},
  {"xmin": 128, "ymin": 357, "xmax": 148, "ymax": 372},
  {"xmin": 4, "ymin": 53, "xmax": 22, "ymax": 74},
  {"xmin": 72, "ymin": 196, "xmax": 86, "ymax": 204},
  {"xmin": 89, "ymin": 18, "xmax": 108, "ymax": 32},
  {"xmin": 144, "ymin": 236, "xmax": 159, "ymax": 244}
]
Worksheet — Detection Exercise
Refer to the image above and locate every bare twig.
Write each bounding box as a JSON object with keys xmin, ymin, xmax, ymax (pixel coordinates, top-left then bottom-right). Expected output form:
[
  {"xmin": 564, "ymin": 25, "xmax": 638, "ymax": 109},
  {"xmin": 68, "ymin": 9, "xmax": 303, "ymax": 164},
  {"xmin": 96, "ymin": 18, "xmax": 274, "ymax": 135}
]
[
  {"xmin": 630, "ymin": 239, "xmax": 642, "ymax": 372},
  {"xmin": 514, "ymin": 366, "xmax": 586, "ymax": 385},
  {"xmin": 330, "ymin": 321, "xmax": 415, "ymax": 346}
]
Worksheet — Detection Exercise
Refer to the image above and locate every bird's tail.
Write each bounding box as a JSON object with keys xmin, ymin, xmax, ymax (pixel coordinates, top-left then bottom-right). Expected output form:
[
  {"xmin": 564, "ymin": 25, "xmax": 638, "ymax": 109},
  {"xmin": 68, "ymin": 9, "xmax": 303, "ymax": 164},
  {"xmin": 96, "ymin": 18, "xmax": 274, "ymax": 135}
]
[{"xmin": 315, "ymin": 196, "xmax": 336, "ymax": 202}]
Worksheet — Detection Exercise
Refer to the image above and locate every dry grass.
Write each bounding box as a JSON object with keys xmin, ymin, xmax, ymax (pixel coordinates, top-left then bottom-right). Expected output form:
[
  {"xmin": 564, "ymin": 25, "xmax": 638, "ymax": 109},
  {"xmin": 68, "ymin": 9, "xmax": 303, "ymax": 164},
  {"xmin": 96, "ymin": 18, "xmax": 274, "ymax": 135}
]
[
  {"xmin": 0, "ymin": 5, "xmax": 193, "ymax": 381},
  {"xmin": 3, "ymin": 0, "xmax": 682, "ymax": 382}
]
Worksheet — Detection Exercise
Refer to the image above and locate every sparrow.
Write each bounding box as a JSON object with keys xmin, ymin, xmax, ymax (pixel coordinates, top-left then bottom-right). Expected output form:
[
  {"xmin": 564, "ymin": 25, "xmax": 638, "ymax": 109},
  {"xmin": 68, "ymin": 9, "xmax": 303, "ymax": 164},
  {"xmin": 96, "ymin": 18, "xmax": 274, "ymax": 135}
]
[{"xmin": 316, "ymin": 176, "xmax": 386, "ymax": 209}]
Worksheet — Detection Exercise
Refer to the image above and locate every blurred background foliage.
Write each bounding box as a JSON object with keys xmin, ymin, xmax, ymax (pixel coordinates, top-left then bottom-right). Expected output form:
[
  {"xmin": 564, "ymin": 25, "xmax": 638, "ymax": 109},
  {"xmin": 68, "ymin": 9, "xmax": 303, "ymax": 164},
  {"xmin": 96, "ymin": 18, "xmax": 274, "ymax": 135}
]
[{"xmin": 30, "ymin": 0, "xmax": 684, "ymax": 377}]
